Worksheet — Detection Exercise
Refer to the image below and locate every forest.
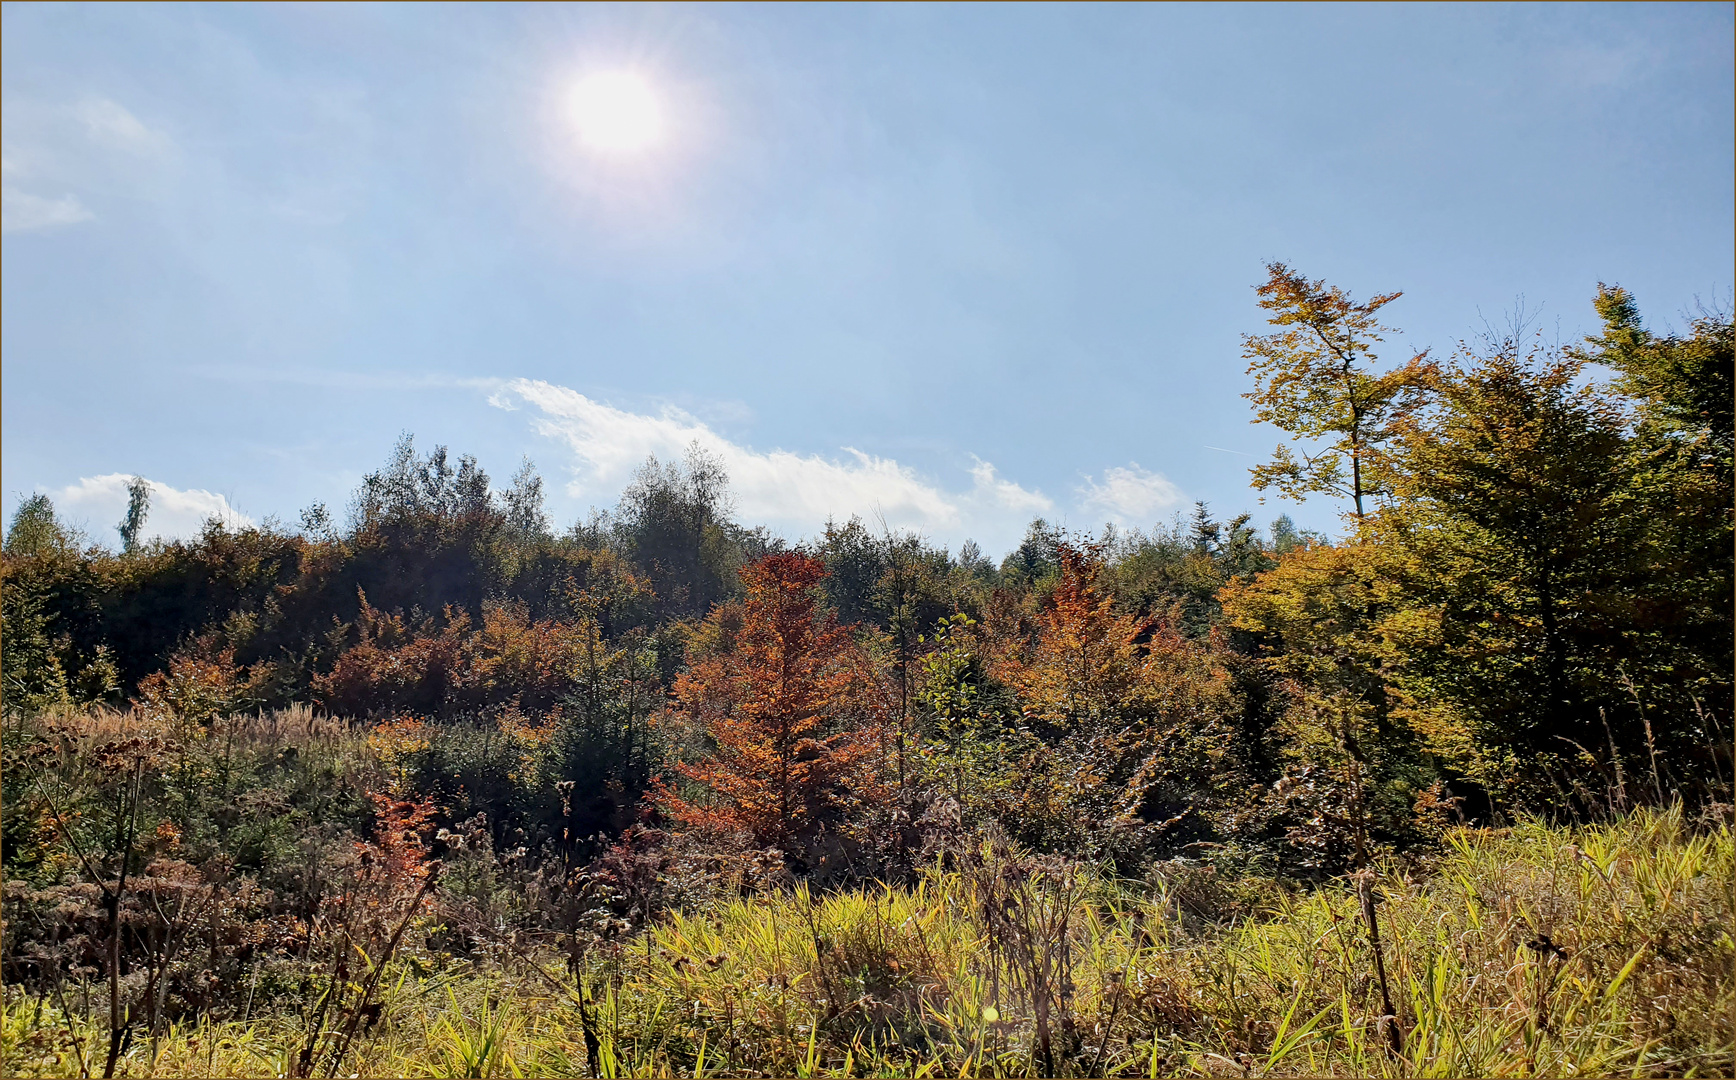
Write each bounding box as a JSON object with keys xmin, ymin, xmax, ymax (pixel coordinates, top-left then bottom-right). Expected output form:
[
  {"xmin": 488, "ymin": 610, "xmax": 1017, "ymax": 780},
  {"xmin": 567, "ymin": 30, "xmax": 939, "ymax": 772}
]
[{"xmin": 1, "ymin": 267, "xmax": 1731, "ymax": 1077}]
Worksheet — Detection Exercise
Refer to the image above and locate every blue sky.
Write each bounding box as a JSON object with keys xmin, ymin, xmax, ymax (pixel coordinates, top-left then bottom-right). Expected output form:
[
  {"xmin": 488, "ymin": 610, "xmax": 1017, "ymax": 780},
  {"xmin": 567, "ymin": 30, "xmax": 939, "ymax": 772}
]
[{"xmin": 4, "ymin": 3, "xmax": 1732, "ymax": 555}]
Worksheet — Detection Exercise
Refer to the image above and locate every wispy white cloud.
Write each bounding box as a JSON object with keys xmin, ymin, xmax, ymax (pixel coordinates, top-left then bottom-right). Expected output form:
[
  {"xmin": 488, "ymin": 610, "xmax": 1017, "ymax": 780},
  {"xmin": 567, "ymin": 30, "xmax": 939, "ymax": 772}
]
[
  {"xmin": 1077, "ymin": 463, "xmax": 1184, "ymax": 525},
  {"xmin": 967, "ymin": 457, "xmax": 1052, "ymax": 514},
  {"xmin": 76, "ymin": 98, "xmax": 169, "ymax": 154},
  {"xmin": 1, "ymin": 96, "xmax": 170, "ymax": 233},
  {"xmin": 1, "ymin": 186, "xmax": 94, "ymax": 232},
  {"xmin": 51, "ymin": 474, "xmax": 253, "ymax": 546},
  {"xmin": 493, "ymin": 378, "xmax": 1054, "ymax": 550}
]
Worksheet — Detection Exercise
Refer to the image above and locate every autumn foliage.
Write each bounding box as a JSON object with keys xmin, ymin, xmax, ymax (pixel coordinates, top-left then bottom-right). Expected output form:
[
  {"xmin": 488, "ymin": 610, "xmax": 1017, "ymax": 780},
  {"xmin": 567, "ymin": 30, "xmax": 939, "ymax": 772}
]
[
  {"xmin": 313, "ymin": 592, "xmax": 603, "ymax": 719},
  {"xmin": 994, "ymin": 544, "xmax": 1157, "ymax": 732},
  {"xmin": 313, "ymin": 594, "xmax": 470, "ymax": 718},
  {"xmin": 134, "ymin": 641, "xmax": 259, "ymax": 725},
  {"xmin": 661, "ymin": 553, "xmax": 884, "ymax": 856},
  {"xmin": 985, "ymin": 543, "xmax": 1246, "ymax": 860}
]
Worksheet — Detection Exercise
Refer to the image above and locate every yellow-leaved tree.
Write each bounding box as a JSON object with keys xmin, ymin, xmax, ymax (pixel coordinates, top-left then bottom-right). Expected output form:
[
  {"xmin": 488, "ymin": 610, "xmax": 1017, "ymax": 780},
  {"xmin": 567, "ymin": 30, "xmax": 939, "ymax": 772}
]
[{"xmin": 1243, "ymin": 263, "xmax": 1436, "ymax": 523}]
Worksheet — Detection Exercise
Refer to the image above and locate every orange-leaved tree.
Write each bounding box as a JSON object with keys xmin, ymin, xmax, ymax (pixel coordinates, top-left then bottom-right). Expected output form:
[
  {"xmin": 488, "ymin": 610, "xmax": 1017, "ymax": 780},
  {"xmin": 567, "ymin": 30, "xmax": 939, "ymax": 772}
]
[
  {"xmin": 997, "ymin": 542, "xmax": 1152, "ymax": 734},
  {"xmin": 987, "ymin": 541, "xmax": 1244, "ymax": 862},
  {"xmin": 660, "ymin": 552, "xmax": 884, "ymax": 854}
]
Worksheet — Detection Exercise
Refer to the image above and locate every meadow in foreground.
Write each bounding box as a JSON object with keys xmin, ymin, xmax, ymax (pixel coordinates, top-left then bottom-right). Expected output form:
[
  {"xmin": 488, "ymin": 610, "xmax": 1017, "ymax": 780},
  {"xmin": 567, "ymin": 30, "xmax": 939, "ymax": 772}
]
[{"xmin": 4, "ymin": 795, "xmax": 1729, "ymax": 1078}]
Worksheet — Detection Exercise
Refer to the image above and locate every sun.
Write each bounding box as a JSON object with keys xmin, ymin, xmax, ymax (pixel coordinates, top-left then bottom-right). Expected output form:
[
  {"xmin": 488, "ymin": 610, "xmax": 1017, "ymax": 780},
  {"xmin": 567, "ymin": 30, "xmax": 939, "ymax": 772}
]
[{"xmin": 568, "ymin": 72, "xmax": 664, "ymax": 154}]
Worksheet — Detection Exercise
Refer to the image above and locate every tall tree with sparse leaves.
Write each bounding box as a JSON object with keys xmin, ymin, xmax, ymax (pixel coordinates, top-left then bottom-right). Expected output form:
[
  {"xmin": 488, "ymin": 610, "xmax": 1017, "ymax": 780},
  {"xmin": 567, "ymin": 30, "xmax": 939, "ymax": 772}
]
[
  {"xmin": 117, "ymin": 476, "xmax": 151, "ymax": 553},
  {"xmin": 1243, "ymin": 263, "xmax": 1436, "ymax": 522}
]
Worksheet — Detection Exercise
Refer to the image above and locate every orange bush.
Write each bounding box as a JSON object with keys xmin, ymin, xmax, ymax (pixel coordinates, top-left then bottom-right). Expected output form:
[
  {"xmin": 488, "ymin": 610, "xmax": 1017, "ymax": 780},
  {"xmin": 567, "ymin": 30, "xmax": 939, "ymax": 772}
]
[
  {"xmin": 135, "ymin": 638, "xmax": 263, "ymax": 724},
  {"xmin": 451, "ymin": 600, "xmax": 589, "ymax": 715},
  {"xmin": 315, "ymin": 593, "xmax": 609, "ymax": 719},
  {"xmin": 313, "ymin": 593, "xmax": 469, "ymax": 718},
  {"xmin": 357, "ymin": 789, "xmax": 439, "ymax": 885}
]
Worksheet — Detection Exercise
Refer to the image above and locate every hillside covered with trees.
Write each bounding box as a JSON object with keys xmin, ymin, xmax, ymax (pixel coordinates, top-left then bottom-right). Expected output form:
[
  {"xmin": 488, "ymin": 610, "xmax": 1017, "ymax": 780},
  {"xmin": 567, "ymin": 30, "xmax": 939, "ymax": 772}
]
[{"xmin": 2, "ymin": 271, "xmax": 1731, "ymax": 1077}]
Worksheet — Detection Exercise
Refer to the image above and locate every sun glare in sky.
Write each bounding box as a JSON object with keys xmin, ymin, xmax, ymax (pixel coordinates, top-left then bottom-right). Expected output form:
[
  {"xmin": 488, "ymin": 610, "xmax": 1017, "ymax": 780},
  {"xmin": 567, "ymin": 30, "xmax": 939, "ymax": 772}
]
[{"xmin": 568, "ymin": 71, "xmax": 664, "ymax": 154}]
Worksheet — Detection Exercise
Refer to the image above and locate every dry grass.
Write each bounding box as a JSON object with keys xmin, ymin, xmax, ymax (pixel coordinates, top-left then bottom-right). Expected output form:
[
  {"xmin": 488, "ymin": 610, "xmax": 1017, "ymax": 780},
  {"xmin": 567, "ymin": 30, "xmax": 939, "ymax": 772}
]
[{"xmin": 3, "ymin": 807, "xmax": 1730, "ymax": 1077}]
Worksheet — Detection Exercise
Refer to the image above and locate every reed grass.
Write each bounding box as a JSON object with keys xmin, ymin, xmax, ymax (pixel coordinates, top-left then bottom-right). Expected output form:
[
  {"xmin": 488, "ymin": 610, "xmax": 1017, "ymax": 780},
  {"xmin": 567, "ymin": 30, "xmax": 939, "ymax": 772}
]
[{"xmin": 3, "ymin": 807, "xmax": 1729, "ymax": 1077}]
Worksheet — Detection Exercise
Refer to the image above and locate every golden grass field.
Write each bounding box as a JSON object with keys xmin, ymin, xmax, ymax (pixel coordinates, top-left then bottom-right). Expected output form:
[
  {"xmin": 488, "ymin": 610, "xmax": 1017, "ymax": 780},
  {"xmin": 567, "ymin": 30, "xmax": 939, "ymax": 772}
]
[{"xmin": 4, "ymin": 806, "xmax": 1730, "ymax": 1078}]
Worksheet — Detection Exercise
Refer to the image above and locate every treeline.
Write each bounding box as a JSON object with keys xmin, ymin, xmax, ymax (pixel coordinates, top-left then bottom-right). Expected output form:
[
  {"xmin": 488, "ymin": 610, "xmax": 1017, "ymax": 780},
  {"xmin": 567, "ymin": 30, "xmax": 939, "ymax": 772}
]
[{"xmin": 2, "ymin": 272, "xmax": 1730, "ymax": 885}]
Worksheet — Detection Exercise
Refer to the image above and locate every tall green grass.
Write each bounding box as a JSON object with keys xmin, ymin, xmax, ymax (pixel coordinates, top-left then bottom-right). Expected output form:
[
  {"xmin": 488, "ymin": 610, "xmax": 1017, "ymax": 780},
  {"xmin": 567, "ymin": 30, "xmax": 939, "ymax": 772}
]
[{"xmin": 3, "ymin": 807, "xmax": 1729, "ymax": 1077}]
